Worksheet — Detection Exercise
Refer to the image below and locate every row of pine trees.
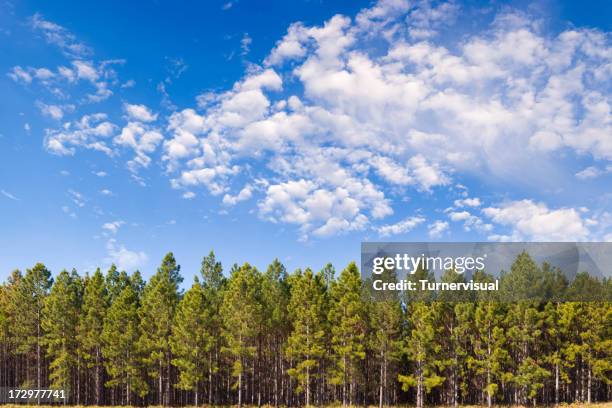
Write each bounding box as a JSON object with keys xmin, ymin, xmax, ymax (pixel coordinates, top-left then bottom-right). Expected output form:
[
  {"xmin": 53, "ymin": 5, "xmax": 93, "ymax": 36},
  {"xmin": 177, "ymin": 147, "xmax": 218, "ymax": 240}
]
[{"xmin": 0, "ymin": 251, "xmax": 610, "ymax": 407}]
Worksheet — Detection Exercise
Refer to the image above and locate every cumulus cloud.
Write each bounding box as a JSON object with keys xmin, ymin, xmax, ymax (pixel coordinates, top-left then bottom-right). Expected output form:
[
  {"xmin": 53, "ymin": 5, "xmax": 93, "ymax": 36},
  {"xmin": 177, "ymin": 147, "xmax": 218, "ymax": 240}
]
[
  {"xmin": 23, "ymin": 0, "xmax": 612, "ymax": 240},
  {"xmin": 258, "ymin": 179, "xmax": 372, "ymax": 238},
  {"xmin": 105, "ymin": 238, "xmax": 147, "ymax": 271},
  {"xmin": 124, "ymin": 103, "xmax": 158, "ymax": 122},
  {"xmin": 376, "ymin": 216, "xmax": 425, "ymax": 236},
  {"xmin": 483, "ymin": 200, "xmax": 590, "ymax": 241},
  {"xmin": 114, "ymin": 121, "xmax": 163, "ymax": 173},
  {"xmin": 447, "ymin": 209, "xmax": 492, "ymax": 232},
  {"xmin": 454, "ymin": 197, "xmax": 481, "ymax": 207},
  {"xmin": 45, "ymin": 113, "xmax": 116, "ymax": 156},
  {"xmin": 223, "ymin": 185, "xmax": 253, "ymax": 206},
  {"xmin": 428, "ymin": 220, "xmax": 449, "ymax": 238},
  {"xmin": 102, "ymin": 220, "xmax": 124, "ymax": 234},
  {"xmin": 158, "ymin": 0, "xmax": 611, "ymax": 238}
]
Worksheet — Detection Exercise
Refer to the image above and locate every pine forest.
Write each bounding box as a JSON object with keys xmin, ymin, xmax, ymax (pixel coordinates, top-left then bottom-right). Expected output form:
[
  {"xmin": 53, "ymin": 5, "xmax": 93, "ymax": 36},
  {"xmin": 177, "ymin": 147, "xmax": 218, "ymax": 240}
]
[{"xmin": 0, "ymin": 251, "xmax": 610, "ymax": 407}]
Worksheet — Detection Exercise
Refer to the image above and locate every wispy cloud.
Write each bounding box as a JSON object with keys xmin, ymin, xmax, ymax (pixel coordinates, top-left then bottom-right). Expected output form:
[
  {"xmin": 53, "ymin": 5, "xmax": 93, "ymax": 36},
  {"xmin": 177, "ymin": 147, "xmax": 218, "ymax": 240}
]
[{"xmin": 1, "ymin": 189, "xmax": 19, "ymax": 201}]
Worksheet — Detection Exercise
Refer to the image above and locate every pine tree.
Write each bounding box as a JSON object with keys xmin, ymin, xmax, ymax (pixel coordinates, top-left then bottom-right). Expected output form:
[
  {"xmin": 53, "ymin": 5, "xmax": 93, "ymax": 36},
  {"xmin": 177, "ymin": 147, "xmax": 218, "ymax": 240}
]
[
  {"xmin": 138, "ymin": 252, "xmax": 183, "ymax": 406},
  {"xmin": 262, "ymin": 259, "xmax": 290, "ymax": 407},
  {"xmin": 42, "ymin": 269, "xmax": 81, "ymax": 399},
  {"xmin": 399, "ymin": 301, "xmax": 444, "ymax": 408},
  {"xmin": 79, "ymin": 268, "xmax": 108, "ymax": 405},
  {"xmin": 286, "ymin": 268, "xmax": 326, "ymax": 407},
  {"xmin": 171, "ymin": 279, "xmax": 213, "ymax": 405},
  {"xmin": 200, "ymin": 251, "xmax": 225, "ymax": 404},
  {"xmin": 221, "ymin": 263, "xmax": 262, "ymax": 407},
  {"xmin": 328, "ymin": 262, "xmax": 367, "ymax": 407},
  {"xmin": 15, "ymin": 263, "xmax": 53, "ymax": 389},
  {"xmin": 469, "ymin": 300, "xmax": 508, "ymax": 407},
  {"xmin": 102, "ymin": 272, "xmax": 147, "ymax": 404},
  {"xmin": 436, "ymin": 269, "xmax": 472, "ymax": 406},
  {"xmin": 368, "ymin": 266, "xmax": 402, "ymax": 408}
]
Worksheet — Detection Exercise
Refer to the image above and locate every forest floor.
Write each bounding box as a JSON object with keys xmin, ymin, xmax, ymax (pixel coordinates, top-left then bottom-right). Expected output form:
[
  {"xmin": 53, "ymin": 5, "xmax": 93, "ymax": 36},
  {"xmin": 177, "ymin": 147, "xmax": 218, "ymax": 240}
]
[{"xmin": 5, "ymin": 404, "xmax": 612, "ymax": 408}]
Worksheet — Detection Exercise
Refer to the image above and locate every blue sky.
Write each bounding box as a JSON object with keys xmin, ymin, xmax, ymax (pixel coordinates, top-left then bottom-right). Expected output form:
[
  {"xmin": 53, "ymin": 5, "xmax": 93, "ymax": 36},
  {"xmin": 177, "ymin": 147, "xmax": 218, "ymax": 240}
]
[{"xmin": 1, "ymin": 0, "xmax": 610, "ymax": 281}]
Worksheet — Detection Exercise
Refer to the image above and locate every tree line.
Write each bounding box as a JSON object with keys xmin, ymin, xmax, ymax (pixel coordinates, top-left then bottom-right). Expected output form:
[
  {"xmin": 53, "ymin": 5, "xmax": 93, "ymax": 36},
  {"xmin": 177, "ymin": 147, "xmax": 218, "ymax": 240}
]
[{"xmin": 0, "ymin": 251, "xmax": 610, "ymax": 407}]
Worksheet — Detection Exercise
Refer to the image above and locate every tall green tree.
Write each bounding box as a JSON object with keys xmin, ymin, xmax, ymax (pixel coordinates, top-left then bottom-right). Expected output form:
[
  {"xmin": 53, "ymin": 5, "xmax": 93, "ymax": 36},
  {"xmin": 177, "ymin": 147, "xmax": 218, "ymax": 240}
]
[
  {"xmin": 102, "ymin": 272, "xmax": 146, "ymax": 405},
  {"xmin": 171, "ymin": 279, "xmax": 213, "ymax": 406},
  {"xmin": 15, "ymin": 263, "xmax": 53, "ymax": 388},
  {"xmin": 138, "ymin": 253, "xmax": 183, "ymax": 406},
  {"xmin": 262, "ymin": 259, "xmax": 290, "ymax": 407},
  {"xmin": 368, "ymin": 267, "xmax": 402, "ymax": 408},
  {"xmin": 328, "ymin": 262, "xmax": 367, "ymax": 407},
  {"xmin": 79, "ymin": 268, "xmax": 108, "ymax": 405},
  {"xmin": 221, "ymin": 263, "xmax": 262, "ymax": 407},
  {"xmin": 42, "ymin": 269, "xmax": 81, "ymax": 398},
  {"xmin": 286, "ymin": 268, "xmax": 326, "ymax": 407},
  {"xmin": 200, "ymin": 251, "xmax": 225, "ymax": 404}
]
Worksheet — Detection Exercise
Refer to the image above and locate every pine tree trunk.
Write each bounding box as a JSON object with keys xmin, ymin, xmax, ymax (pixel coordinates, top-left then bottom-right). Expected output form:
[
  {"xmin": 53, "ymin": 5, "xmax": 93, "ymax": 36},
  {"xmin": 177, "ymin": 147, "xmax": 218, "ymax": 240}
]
[
  {"xmin": 306, "ymin": 364, "xmax": 310, "ymax": 407},
  {"xmin": 343, "ymin": 354, "xmax": 347, "ymax": 407},
  {"xmin": 209, "ymin": 352, "xmax": 213, "ymax": 405},
  {"xmin": 159, "ymin": 360, "xmax": 163, "ymax": 406},
  {"xmin": 378, "ymin": 350, "xmax": 383, "ymax": 408},
  {"xmin": 417, "ymin": 361, "xmax": 423, "ymax": 408},
  {"xmin": 587, "ymin": 365, "xmax": 592, "ymax": 404},
  {"xmin": 238, "ymin": 359, "xmax": 243, "ymax": 408},
  {"xmin": 95, "ymin": 348, "xmax": 101, "ymax": 406},
  {"xmin": 555, "ymin": 363, "xmax": 559, "ymax": 405}
]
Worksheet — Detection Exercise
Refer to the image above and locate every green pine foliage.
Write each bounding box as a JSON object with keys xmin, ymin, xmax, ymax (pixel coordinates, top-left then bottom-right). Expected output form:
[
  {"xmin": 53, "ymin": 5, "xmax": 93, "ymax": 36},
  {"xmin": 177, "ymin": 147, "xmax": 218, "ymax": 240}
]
[
  {"xmin": 170, "ymin": 279, "xmax": 213, "ymax": 405},
  {"xmin": 42, "ymin": 270, "xmax": 81, "ymax": 392},
  {"xmin": 286, "ymin": 268, "xmax": 326, "ymax": 407},
  {"xmin": 0, "ymin": 251, "xmax": 609, "ymax": 406}
]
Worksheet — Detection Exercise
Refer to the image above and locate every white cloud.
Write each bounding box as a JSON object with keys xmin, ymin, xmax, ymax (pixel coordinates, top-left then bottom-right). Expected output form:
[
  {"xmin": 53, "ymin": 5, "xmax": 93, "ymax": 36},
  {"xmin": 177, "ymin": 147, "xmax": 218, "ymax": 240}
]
[
  {"xmin": 241, "ymin": 33, "xmax": 252, "ymax": 56},
  {"xmin": 265, "ymin": 23, "xmax": 309, "ymax": 66},
  {"xmin": 376, "ymin": 216, "xmax": 425, "ymax": 236},
  {"xmin": 114, "ymin": 122, "xmax": 163, "ymax": 172},
  {"xmin": 94, "ymin": 171, "xmax": 107, "ymax": 177},
  {"xmin": 428, "ymin": 220, "xmax": 449, "ymax": 238},
  {"xmin": 1, "ymin": 189, "xmax": 19, "ymax": 201},
  {"xmin": 124, "ymin": 103, "xmax": 158, "ymax": 122},
  {"xmin": 30, "ymin": 13, "xmax": 92, "ymax": 57},
  {"xmin": 27, "ymin": 0, "xmax": 612, "ymax": 240},
  {"xmin": 62, "ymin": 205, "xmax": 76, "ymax": 218},
  {"xmin": 454, "ymin": 197, "xmax": 481, "ymax": 207},
  {"xmin": 448, "ymin": 210, "xmax": 471, "ymax": 221},
  {"xmin": 575, "ymin": 165, "xmax": 611, "ymax": 180},
  {"xmin": 102, "ymin": 220, "xmax": 124, "ymax": 234},
  {"xmin": 68, "ymin": 189, "xmax": 85, "ymax": 207},
  {"xmin": 105, "ymin": 238, "xmax": 147, "ymax": 271},
  {"xmin": 164, "ymin": 0, "xmax": 612, "ymax": 238},
  {"xmin": 100, "ymin": 189, "xmax": 113, "ymax": 196},
  {"xmin": 8, "ymin": 66, "xmax": 32, "ymax": 83},
  {"xmin": 258, "ymin": 179, "xmax": 372, "ymax": 238},
  {"xmin": 37, "ymin": 102, "xmax": 64, "ymax": 120},
  {"xmin": 483, "ymin": 199, "xmax": 590, "ymax": 241},
  {"xmin": 408, "ymin": 154, "xmax": 450, "ymax": 191},
  {"xmin": 182, "ymin": 191, "xmax": 196, "ymax": 199},
  {"xmin": 223, "ymin": 185, "xmax": 253, "ymax": 206},
  {"xmin": 45, "ymin": 113, "xmax": 116, "ymax": 156},
  {"xmin": 447, "ymin": 209, "xmax": 492, "ymax": 232}
]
